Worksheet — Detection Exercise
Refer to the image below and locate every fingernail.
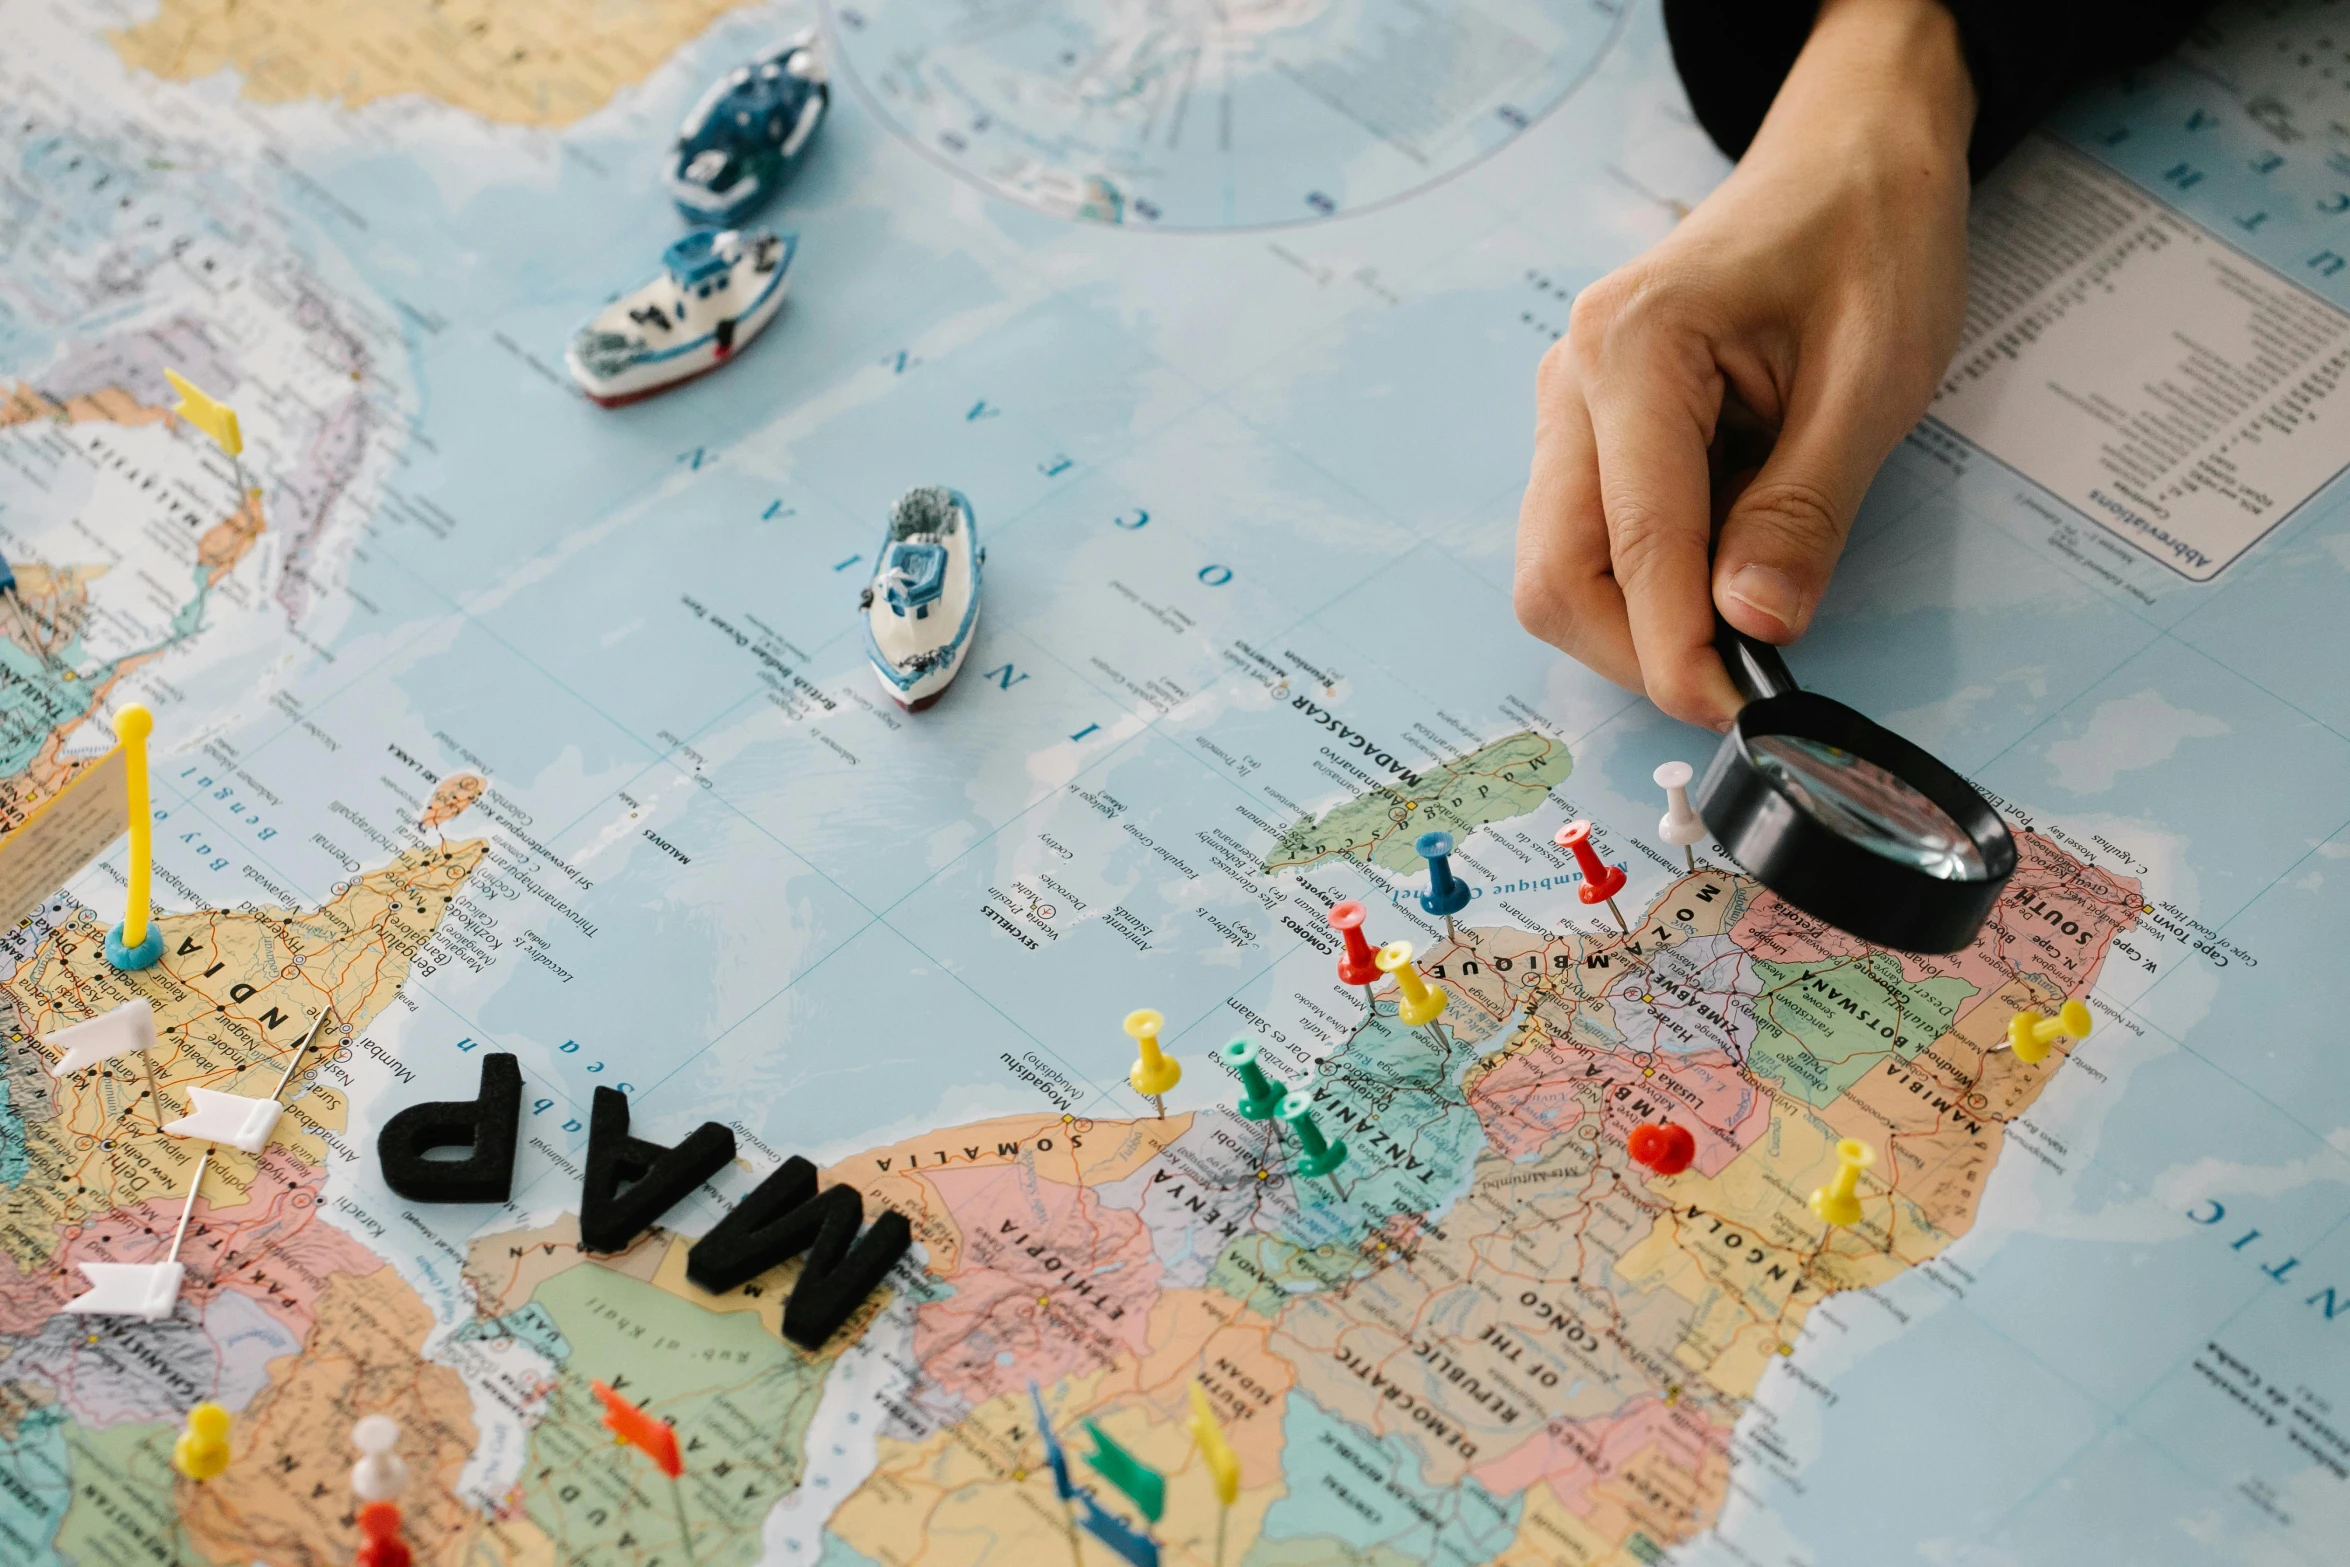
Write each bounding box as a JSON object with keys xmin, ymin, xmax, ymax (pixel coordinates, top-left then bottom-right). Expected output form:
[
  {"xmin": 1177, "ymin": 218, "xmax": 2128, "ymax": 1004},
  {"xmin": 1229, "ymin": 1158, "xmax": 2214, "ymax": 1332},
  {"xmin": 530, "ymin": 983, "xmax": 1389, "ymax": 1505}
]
[{"xmin": 1722, "ymin": 564, "xmax": 1806, "ymax": 638}]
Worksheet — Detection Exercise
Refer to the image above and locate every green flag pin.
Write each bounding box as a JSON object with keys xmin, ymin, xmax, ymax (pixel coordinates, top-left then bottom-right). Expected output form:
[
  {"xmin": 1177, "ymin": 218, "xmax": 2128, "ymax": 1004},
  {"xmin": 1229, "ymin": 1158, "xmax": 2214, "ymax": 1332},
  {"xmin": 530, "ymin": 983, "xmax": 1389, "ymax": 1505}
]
[{"xmin": 1082, "ymin": 1419, "xmax": 1165, "ymax": 1523}]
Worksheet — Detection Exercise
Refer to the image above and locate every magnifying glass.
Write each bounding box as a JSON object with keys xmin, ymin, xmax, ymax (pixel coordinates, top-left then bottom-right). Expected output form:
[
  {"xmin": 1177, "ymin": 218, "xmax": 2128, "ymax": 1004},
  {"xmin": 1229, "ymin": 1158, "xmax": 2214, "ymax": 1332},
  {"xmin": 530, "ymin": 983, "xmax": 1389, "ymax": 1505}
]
[{"xmin": 1692, "ymin": 619, "xmax": 2016, "ymax": 953}]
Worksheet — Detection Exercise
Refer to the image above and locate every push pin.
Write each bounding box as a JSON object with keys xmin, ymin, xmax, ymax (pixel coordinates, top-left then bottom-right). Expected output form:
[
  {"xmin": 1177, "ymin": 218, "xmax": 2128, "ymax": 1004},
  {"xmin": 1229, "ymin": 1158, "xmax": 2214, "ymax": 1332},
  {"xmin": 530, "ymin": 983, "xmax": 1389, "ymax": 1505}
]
[
  {"xmin": 1221, "ymin": 1039, "xmax": 1285, "ymax": 1121},
  {"xmin": 350, "ymin": 1414, "xmax": 409, "ymax": 1503},
  {"xmin": 172, "ymin": 1402, "xmax": 231, "ymax": 1481},
  {"xmin": 1628, "ymin": 1121, "xmax": 1695, "ymax": 1176},
  {"xmin": 1328, "ymin": 901, "xmax": 1382, "ymax": 1011},
  {"xmin": 1415, "ymin": 831, "xmax": 1471, "ymax": 942},
  {"xmin": 2005, "ymin": 1000, "xmax": 2091, "ymax": 1065},
  {"xmin": 1555, "ymin": 820, "xmax": 1630, "ymax": 934},
  {"xmin": 352, "ymin": 1413, "xmax": 411, "ymax": 1567},
  {"xmin": 356, "ymin": 1502, "xmax": 412, "ymax": 1567},
  {"xmin": 106, "ymin": 706, "xmax": 164, "ymax": 971},
  {"xmin": 1374, "ymin": 940, "xmax": 1447, "ymax": 1042},
  {"xmin": 1125, "ymin": 1009, "xmax": 1179, "ymax": 1119},
  {"xmin": 1809, "ymin": 1139, "xmax": 1875, "ymax": 1228},
  {"xmin": 1278, "ymin": 1092, "xmax": 1348, "ymax": 1183},
  {"xmin": 1655, "ymin": 762, "xmax": 1705, "ymax": 873}
]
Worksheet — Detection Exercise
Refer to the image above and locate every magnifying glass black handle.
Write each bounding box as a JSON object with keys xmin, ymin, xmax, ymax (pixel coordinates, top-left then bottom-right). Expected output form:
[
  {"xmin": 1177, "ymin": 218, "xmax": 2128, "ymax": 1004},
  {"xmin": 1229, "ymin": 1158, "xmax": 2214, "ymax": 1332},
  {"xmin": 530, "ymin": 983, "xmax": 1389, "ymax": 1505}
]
[{"xmin": 1716, "ymin": 619, "xmax": 1797, "ymax": 705}]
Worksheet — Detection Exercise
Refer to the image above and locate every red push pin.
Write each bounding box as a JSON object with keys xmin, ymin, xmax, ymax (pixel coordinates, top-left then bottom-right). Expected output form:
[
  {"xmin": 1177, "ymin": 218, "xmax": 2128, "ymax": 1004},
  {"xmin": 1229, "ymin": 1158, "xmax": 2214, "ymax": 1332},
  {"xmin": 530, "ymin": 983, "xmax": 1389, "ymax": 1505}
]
[
  {"xmin": 1628, "ymin": 1121, "xmax": 1696, "ymax": 1176},
  {"xmin": 1328, "ymin": 901, "xmax": 1382, "ymax": 1012},
  {"xmin": 356, "ymin": 1502, "xmax": 411, "ymax": 1567},
  {"xmin": 1555, "ymin": 820, "xmax": 1630, "ymax": 933}
]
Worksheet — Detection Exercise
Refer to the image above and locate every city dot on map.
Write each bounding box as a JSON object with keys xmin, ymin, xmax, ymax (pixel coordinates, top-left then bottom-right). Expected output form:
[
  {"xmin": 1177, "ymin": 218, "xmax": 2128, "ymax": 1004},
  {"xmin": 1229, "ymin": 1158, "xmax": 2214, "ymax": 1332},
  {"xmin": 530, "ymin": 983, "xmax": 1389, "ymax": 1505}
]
[{"xmin": 829, "ymin": 0, "xmax": 1632, "ymax": 229}]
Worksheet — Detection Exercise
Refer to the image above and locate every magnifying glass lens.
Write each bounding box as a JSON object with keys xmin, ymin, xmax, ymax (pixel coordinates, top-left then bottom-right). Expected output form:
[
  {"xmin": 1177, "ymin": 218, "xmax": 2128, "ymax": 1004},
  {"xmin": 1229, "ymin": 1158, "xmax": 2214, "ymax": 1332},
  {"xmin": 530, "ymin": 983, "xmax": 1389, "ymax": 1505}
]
[{"xmin": 1747, "ymin": 733, "xmax": 1990, "ymax": 883}]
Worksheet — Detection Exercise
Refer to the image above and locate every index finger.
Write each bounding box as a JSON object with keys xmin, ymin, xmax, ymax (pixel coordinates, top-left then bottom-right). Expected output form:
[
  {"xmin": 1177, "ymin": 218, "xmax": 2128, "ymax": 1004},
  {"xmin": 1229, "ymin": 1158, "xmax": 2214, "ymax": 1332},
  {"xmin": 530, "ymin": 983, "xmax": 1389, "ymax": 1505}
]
[{"xmin": 1584, "ymin": 328, "xmax": 1744, "ymax": 728}]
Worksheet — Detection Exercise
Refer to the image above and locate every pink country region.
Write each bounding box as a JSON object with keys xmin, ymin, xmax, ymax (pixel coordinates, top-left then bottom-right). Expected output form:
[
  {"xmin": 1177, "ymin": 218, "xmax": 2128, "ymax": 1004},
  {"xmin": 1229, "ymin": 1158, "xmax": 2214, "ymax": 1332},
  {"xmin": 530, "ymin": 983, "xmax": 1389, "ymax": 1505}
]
[
  {"xmin": 0, "ymin": 1148, "xmax": 381, "ymax": 1343},
  {"xmin": 1730, "ymin": 831, "xmax": 2140, "ymax": 1018},
  {"xmin": 1470, "ymin": 1042, "xmax": 1767, "ymax": 1175},
  {"xmin": 911, "ymin": 1162, "xmax": 1164, "ymax": 1406},
  {"xmin": 1473, "ymin": 1394, "xmax": 1731, "ymax": 1516}
]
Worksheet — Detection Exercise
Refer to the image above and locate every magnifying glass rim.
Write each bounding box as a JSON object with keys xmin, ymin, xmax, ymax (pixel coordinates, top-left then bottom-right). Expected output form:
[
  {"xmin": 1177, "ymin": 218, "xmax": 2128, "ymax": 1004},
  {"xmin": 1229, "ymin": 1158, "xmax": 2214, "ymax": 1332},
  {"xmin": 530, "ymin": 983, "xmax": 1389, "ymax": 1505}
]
[{"xmin": 1696, "ymin": 690, "xmax": 2018, "ymax": 954}]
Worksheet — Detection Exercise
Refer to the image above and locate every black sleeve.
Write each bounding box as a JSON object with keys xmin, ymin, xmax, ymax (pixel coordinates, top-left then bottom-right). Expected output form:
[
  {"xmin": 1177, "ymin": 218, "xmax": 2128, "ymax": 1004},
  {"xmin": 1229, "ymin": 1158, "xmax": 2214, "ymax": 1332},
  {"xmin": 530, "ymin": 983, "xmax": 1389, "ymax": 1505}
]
[{"xmin": 1662, "ymin": 0, "xmax": 2217, "ymax": 179}]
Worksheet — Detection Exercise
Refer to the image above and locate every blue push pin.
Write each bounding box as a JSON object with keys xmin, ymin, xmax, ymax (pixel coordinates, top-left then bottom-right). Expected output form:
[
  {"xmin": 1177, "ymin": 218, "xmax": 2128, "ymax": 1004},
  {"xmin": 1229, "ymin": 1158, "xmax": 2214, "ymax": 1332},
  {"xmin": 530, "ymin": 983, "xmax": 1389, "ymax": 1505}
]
[{"xmin": 1416, "ymin": 831, "xmax": 1471, "ymax": 943}]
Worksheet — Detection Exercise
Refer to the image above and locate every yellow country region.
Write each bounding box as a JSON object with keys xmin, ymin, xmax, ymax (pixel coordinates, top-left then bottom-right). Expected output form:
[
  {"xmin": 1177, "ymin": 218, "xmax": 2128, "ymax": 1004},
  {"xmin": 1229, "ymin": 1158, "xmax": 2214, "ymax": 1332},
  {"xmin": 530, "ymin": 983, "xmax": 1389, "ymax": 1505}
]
[
  {"xmin": 0, "ymin": 843, "xmax": 485, "ymax": 1270},
  {"xmin": 113, "ymin": 0, "xmax": 763, "ymax": 127},
  {"xmin": 1493, "ymin": 1476, "xmax": 1660, "ymax": 1567},
  {"xmin": 1614, "ymin": 1095, "xmax": 1943, "ymax": 1402}
]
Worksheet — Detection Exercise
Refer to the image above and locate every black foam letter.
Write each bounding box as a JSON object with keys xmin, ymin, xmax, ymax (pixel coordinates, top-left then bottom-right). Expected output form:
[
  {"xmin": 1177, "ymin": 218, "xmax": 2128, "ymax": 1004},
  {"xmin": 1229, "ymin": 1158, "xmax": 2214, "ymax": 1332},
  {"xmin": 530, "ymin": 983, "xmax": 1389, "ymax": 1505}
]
[
  {"xmin": 578, "ymin": 1086, "xmax": 735, "ymax": 1254},
  {"xmin": 378, "ymin": 1053, "xmax": 522, "ymax": 1203},
  {"xmin": 686, "ymin": 1157, "xmax": 913, "ymax": 1349}
]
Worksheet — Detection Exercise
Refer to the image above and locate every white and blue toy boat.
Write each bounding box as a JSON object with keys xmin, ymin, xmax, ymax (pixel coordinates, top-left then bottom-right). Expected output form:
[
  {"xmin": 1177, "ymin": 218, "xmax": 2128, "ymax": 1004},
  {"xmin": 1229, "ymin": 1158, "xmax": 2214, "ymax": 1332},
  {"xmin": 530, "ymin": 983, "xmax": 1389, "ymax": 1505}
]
[
  {"xmin": 860, "ymin": 487, "xmax": 982, "ymax": 711},
  {"xmin": 566, "ymin": 227, "xmax": 793, "ymax": 407},
  {"xmin": 668, "ymin": 31, "xmax": 829, "ymax": 226}
]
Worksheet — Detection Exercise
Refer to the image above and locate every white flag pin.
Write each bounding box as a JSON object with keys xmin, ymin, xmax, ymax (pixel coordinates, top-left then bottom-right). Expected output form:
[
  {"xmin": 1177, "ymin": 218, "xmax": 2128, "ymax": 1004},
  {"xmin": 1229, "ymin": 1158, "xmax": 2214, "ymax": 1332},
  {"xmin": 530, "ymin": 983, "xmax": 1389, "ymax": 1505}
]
[
  {"xmin": 63, "ymin": 1145, "xmax": 213, "ymax": 1320},
  {"xmin": 45, "ymin": 998, "xmax": 157, "ymax": 1077},
  {"xmin": 61, "ymin": 1260, "xmax": 186, "ymax": 1321},
  {"xmin": 164, "ymin": 1088, "xmax": 286, "ymax": 1155},
  {"xmin": 159, "ymin": 1010, "xmax": 333, "ymax": 1156}
]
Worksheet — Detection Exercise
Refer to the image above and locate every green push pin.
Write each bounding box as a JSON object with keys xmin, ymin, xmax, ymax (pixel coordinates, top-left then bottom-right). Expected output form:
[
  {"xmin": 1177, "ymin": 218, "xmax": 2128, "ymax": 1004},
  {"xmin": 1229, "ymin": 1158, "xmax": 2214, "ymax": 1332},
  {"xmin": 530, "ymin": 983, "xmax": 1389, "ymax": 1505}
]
[
  {"xmin": 1222, "ymin": 1039, "xmax": 1286, "ymax": 1121},
  {"xmin": 1278, "ymin": 1092, "xmax": 1348, "ymax": 1179}
]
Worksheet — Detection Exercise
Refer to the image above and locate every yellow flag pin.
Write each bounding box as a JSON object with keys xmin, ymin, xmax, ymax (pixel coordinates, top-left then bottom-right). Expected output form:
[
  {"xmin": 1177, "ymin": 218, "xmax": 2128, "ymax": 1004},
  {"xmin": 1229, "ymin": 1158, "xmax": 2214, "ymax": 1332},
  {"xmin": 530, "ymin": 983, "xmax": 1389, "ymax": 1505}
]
[{"xmin": 163, "ymin": 369, "xmax": 241, "ymax": 458}]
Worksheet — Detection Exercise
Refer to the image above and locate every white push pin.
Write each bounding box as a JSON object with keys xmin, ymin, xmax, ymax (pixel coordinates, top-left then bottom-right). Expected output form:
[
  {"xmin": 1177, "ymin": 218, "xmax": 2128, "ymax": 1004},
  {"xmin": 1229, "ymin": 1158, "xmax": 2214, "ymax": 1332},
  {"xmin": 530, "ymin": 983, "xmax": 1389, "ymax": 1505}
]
[
  {"xmin": 350, "ymin": 1414, "xmax": 409, "ymax": 1502},
  {"xmin": 162, "ymin": 1011, "xmax": 333, "ymax": 1155},
  {"xmin": 64, "ymin": 1146, "xmax": 212, "ymax": 1321},
  {"xmin": 1655, "ymin": 761, "xmax": 1705, "ymax": 873}
]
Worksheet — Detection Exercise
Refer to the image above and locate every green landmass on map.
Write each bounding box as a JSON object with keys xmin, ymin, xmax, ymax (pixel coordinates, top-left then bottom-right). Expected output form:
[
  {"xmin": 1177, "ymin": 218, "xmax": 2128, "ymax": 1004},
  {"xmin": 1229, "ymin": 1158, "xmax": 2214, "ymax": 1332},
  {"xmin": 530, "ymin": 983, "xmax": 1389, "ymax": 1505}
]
[
  {"xmin": 1262, "ymin": 730, "xmax": 1571, "ymax": 874},
  {"xmin": 520, "ymin": 1262, "xmax": 843, "ymax": 1567},
  {"xmin": 1747, "ymin": 955, "xmax": 1978, "ymax": 1108}
]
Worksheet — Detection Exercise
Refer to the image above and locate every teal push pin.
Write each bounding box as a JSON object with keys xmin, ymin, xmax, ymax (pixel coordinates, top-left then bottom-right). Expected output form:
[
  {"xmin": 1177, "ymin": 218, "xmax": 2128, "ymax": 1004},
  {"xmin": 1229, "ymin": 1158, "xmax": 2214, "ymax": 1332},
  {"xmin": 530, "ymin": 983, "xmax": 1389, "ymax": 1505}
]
[
  {"xmin": 1278, "ymin": 1092, "xmax": 1347, "ymax": 1180},
  {"xmin": 1222, "ymin": 1038, "xmax": 1286, "ymax": 1120},
  {"xmin": 1416, "ymin": 831, "xmax": 1471, "ymax": 943}
]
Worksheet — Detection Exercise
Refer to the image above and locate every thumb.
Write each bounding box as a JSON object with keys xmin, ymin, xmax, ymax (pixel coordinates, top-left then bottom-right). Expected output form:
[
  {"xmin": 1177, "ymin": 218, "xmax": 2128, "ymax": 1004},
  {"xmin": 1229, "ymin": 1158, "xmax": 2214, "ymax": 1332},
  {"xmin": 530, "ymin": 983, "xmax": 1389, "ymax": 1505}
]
[{"xmin": 1710, "ymin": 399, "xmax": 1881, "ymax": 645}]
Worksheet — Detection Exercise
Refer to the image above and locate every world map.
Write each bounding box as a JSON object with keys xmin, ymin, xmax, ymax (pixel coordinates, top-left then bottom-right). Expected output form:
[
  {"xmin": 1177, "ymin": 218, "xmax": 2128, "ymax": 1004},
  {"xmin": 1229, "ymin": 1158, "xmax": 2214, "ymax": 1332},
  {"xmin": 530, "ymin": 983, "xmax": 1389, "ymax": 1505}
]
[{"xmin": 0, "ymin": 2, "xmax": 2346, "ymax": 1565}]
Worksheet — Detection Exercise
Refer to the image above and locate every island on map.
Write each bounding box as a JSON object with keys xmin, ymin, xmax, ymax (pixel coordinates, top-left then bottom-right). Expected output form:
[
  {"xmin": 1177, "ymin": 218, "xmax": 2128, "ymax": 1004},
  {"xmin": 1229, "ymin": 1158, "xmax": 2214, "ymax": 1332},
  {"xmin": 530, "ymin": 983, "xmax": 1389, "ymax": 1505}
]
[{"xmin": 1263, "ymin": 729, "xmax": 1571, "ymax": 875}]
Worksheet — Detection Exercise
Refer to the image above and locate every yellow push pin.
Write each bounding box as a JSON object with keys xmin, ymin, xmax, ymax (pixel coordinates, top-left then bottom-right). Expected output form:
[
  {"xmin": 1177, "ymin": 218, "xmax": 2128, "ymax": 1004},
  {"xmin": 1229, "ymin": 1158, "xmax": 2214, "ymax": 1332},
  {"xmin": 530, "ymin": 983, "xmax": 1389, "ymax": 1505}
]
[
  {"xmin": 1809, "ymin": 1139, "xmax": 1875, "ymax": 1228},
  {"xmin": 2006, "ymin": 1000, "xmax": 2091, "ymax": 1065},
  {"xmin": 1124, "ymin": 1009, "xmax": 1179, "ymax": 1119},
  {"xmin": 172, "ymin": 1402, "xmax": 232, "ymax": 1481},
  {"xmin": 106, "ymin": 706, "xmax": 164, "ymax": 971},
  {"xmin": 1375, "ymin": 941, "xmax": 1448, "ymax": 1037}
]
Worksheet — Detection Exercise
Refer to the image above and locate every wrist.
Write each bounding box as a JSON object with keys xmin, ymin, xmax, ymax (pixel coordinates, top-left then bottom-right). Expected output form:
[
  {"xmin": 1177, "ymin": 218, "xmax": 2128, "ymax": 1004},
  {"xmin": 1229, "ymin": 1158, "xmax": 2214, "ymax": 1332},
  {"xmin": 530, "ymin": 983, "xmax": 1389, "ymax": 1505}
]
[{"xmin": 1757, "ymin": 0, "xmax": 1977, "ymax": 179}]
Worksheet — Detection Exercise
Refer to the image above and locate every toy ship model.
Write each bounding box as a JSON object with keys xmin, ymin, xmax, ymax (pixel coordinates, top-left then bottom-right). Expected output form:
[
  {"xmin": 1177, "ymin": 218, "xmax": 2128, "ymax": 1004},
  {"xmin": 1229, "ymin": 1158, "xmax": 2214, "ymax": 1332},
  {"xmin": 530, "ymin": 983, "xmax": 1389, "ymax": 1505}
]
[
  {"xmin": 860, "ymin": 487, "xmax": 983, "ymax": 711},
  {"xmin": 668, "ymin": 31, "xmax": 830, "ymax": 226},
  {"xmin": 566, "ymin": 227, "xmax": 794, "ymax": 407}
]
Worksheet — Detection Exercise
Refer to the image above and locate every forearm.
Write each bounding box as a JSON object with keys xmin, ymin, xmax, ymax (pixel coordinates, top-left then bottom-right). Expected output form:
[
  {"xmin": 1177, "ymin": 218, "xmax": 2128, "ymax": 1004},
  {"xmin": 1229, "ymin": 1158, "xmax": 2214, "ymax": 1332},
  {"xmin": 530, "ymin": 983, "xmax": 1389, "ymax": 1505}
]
[{"xmin": 1665, "ymin": 0, "xmax": 2213, "ymax": 178}]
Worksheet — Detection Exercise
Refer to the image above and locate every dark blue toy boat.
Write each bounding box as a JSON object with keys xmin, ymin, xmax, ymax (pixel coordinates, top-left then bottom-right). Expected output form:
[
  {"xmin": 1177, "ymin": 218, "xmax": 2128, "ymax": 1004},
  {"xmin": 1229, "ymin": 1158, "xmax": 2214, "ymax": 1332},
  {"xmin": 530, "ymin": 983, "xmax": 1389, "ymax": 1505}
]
[{"xmin": 667, "ymin": 30, "xmax": 830, "ymax": 227}]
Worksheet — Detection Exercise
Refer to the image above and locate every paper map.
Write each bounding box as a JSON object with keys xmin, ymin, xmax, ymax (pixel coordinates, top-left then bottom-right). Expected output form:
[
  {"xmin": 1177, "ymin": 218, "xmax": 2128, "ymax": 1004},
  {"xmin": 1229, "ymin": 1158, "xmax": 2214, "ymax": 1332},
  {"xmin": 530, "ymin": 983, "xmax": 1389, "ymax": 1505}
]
[{"xmin": 0, "ymin": 2, "xmax": 2343, "ymax": 1564}]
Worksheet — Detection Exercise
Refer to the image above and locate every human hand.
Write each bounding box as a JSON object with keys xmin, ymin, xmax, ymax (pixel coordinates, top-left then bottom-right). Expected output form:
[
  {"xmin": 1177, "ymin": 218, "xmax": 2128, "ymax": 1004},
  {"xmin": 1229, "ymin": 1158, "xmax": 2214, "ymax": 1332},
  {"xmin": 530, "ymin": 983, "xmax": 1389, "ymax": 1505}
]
[{"xmin": 1513, "ymin": 0, "xmax": 1978, "ymax": 728}]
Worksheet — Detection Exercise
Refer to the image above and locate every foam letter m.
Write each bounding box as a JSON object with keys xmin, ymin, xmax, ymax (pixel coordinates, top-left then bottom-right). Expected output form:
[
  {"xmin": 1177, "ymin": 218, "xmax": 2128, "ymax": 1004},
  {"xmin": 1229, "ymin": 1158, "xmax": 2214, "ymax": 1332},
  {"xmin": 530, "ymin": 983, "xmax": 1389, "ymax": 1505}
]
[{"xmin": 684, "ymin": 1157, "xmax": 911, "ymax": 1349}]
